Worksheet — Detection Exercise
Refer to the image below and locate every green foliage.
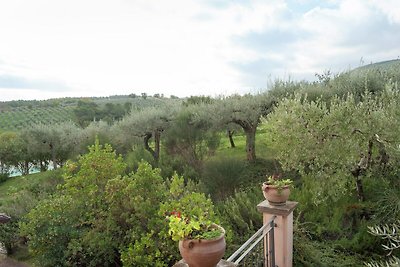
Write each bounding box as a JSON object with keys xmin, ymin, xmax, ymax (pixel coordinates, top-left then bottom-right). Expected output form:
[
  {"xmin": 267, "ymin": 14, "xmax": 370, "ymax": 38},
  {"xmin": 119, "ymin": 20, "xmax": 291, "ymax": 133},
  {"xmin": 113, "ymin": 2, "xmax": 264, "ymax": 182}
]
[
  {"xmin": 0, "ymin": 95, "xmax": 182, "ymax": 132},
  {"xmin": 0, "ymin": 220, "xmax": 20, "ymax": 254},
  {"xmin": 367, "ymin": 222, "xmax": 400, "ymax": 266},
  {"xmin": 62, "ymin": 139, "xmax": 126, "ymax": 194},
  {"xmin": 159, "ymin": 174, "xmax": 218, "ymax": 227},
  {"xmin": 20, "ymin": 141, "xmax": 126, "ymax": 266},
  {"xmin": 0, "ymin": 105, "xmax": 74, "ymax": 132},
  {"xmin": 4, "ymin": 68, "xmax": 400, "ymax": 265},
  {"xmin": 20, "ymin": 122, "xmax": 83, "ymax": 171},
  {"xmin": 116, "ymin": 104, "xmax": 177, "ymax": 160},
  {"xmin": 0, "ymin": 131, "xmax": 25, "ymax": 174},
  {"xmin": 0, "ymin": 169, "xmax": 64, "ymax": 254},
  {"xmin": 73, "ymin": 100, "xmax": 100, "ymax": 127},
  {"xmin": 266, "ymin": 175, "xmax": 293, "ymax": 191},
  {"xmin": 164, "ymin": 175, "xmax": 222, "ymax": 241},
  {"xmin": 183, "ymin": 95, "xmax": 214, "ymax": 106},
  {"xmin": 367, "ymin": 257, "xmax": 400, "ymax": 267},
  {"xmin": 167, "ymin": 214, "xmax": 222, "ymax": 241},
  {"xmin": 201, "ymin": 157, "xmax": 246, "ymax": 200},
  {"xmin": 20, "ymin": 140, "xmax": 220, "ymax": 266},
  {"xmin": 125, "ymin": 146, "xmax": 155, "ymax": 172},
  {"xmin": 267, "ymin": 86, "xmax": 400, "ymax": 203},
  {"xmin": 158, "ymin": 153, "xmax": 201, "ymax": 181},
  {"xmin": 164, "ymin": 105, "xmax": 220, "ymax": 170},
  {"xmin": 293, "ymin": 229, "xmax": 366, "ymax": 267},
  {"xmin": 20, "ymin": 195, "xmax": 81, "ymax": 266},
  {"xmin": 216, "ymin": 187, "xmax": 263, "ymax": 255},
  {"xmin": 210, "ymin": 94, "xmax": 276, "ymax": 161},
  {"xmin": 336, "ymin": 224, "xmax": 381, "ymax": 254},
  {"xmin": 0, "ymin": 172, "xmax": 8, "ymax": 183},
  {"xmin": 121, "ymin": 172, "xmax": 219, "ymax": 266},
  {"xmin": 374, "ymin": 186, "xmax": 400, "ymax": 223},
  {"xmin": 79, "ymin": 121, "xmax": 112, "ymax": 153},
  {"xmin": 73, "ymin": 100, "xmax": 132, "ymax": 127}
]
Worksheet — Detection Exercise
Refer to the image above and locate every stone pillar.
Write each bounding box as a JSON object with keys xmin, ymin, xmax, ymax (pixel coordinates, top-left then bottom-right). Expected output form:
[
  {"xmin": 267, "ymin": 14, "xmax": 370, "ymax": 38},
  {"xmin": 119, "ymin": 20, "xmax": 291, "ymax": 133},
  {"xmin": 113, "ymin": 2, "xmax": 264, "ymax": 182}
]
[{"xmin": 257, "ymin": 200, "xmax": 298, "ymax": 267}]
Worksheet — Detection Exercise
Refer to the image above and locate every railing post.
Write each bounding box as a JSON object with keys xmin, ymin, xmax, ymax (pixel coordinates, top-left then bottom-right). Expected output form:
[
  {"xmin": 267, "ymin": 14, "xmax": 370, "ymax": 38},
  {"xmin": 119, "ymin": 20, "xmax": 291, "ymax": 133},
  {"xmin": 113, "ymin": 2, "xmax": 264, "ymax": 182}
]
[
  {"xmin": 268, "ymin": 219, "xmax": 275, "ymax": 267},
  {"xmin": 257, "ymin": 201, "xmax": 298, "ymax": 267}
]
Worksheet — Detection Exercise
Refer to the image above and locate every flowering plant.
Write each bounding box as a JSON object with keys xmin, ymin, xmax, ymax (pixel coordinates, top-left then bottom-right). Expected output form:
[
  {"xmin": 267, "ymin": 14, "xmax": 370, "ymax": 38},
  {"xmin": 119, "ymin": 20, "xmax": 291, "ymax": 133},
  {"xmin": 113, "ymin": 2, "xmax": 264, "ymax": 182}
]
[
  {"xmin": 167, "ymin": 210, "xmax": 223, "ymax": 241},
  {"xmin": 266, "ymin": 175, "xmax": 292, "ymax": 187},
  {"xmin": 265, "ymin": 174, "xmax": 293, "ymax": 193}
]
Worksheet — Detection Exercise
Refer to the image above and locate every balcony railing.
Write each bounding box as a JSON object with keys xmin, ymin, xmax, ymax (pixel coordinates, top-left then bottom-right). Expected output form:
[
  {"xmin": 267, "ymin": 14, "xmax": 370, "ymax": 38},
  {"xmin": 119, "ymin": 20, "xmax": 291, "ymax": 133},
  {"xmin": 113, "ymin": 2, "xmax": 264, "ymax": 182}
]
[{"xmin": 227, "ymin": 215, "xmax": 276, "ymax": 267}]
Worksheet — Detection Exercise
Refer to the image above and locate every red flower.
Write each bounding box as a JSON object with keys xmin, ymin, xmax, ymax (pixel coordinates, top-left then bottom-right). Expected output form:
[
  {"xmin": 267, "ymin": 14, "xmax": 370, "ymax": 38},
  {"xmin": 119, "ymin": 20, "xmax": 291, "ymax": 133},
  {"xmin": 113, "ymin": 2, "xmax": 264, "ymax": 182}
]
[{"xmin": 170, "ymin": 210, "xmax": 181, "ymax": 218}]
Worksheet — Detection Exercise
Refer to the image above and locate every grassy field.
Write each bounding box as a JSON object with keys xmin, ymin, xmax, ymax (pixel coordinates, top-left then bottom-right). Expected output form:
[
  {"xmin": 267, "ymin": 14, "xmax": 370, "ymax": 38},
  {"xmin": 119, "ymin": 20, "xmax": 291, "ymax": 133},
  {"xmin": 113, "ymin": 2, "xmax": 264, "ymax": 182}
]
[
  {"xmin": 216, "ymin": 124, "xmax": 275, "ymax": 159},
  {"xmin": 0, "ymin": 170, "xmax": 63, "ymax": 216}
]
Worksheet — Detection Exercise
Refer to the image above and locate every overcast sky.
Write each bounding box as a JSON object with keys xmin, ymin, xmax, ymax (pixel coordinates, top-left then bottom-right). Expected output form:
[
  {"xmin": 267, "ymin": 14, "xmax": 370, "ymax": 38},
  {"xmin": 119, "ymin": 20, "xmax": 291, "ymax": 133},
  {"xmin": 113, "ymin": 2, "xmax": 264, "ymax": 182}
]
[{"xmin": 0, "ymin": 0, "xmax": 399, "ymax": 101}]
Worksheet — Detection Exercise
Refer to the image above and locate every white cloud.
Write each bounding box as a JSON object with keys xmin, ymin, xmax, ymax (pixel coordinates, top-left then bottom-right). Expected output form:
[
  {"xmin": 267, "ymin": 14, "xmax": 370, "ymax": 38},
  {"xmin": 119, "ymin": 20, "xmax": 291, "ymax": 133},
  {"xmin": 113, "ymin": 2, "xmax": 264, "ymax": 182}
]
[
  {"xmin": 369, "ymin": 0, "xmax": 400, "ymax": 24},
  {"xmin": 0, "ymin": 0, "xmax": 399, "ymax": 100},
  {"xmin": 276, "ymin": 0, "xmax": 400, "ymax": 78}
]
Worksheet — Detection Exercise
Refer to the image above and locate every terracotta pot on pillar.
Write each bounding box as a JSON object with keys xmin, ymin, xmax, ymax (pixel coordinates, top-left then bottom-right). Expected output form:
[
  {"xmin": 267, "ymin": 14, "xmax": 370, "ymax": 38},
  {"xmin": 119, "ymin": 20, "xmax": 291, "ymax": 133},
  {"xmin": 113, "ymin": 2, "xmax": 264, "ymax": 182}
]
[
  {"xmin": 262, "ymin": 183, "xmax": 291, "ymax": 206},
  {"xmin": 179, "ymin": 225, "xmax": 226, "ymax": 267}
]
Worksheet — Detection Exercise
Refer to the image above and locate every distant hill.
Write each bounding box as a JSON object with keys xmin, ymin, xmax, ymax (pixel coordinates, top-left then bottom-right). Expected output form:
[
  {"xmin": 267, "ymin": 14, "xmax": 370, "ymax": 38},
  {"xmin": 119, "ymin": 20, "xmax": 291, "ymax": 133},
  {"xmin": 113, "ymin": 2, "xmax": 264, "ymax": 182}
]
[
  {"xmin": 0, "ymin": 95, "xmax": 181, "ymax": 132},
  {"xmin": 352, "ymin": 59, "xmax": 400, "ymax": 73}
]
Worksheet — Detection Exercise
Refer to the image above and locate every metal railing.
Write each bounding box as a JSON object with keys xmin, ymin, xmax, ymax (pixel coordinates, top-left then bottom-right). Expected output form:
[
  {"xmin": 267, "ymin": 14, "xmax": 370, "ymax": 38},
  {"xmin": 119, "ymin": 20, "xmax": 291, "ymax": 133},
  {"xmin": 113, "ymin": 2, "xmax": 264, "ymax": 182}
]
[{"xmin": 227, "ymin": 216, "xmax": 276, "ymax": 267}]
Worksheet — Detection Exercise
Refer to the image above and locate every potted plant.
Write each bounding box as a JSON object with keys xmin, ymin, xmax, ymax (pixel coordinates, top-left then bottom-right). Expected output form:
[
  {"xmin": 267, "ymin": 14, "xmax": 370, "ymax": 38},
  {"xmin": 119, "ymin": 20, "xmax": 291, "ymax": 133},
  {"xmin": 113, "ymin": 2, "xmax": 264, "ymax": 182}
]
[
  {"xmin": 262, "ymin": 174, "xmax": 293, "ymax": 206},
  {"xmin": 167, "ymin": 210, "xmax": 226, "ymax": 267}
]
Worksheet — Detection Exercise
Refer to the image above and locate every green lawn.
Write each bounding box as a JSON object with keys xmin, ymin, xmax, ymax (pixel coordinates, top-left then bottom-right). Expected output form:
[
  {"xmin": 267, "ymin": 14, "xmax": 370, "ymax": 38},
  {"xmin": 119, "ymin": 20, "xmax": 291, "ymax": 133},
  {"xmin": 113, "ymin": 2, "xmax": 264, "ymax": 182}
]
[
  {"xmin": 0, "ymin": 170, "xmax": 63, "ymax": 215},
  {"xmin": 215, "ymin": 125, "xmax": 276, "ymax": 161}
]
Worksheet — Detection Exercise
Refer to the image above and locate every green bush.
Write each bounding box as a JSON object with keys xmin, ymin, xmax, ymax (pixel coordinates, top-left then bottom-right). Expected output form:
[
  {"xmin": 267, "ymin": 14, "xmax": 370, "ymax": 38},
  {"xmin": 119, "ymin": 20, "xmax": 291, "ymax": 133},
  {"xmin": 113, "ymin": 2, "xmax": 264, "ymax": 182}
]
[
  {"xmin": 216, "ymin": 187, "xmax": 263, "ymax": 255},
  {"xmin": 201, "ymin": 157, "xmax": 246, "ymax": 200},
  {"xmin": 159, "ymin": 154, "xmax": 201, "ymax": 181},
  {"xmin": 293, "ymin": 228, "xmax": 366, "ymax": 267},
  {"xmin": 20, "ymin": 141, "xmax": 220, "ymax": 266},
  {"xmin": 20, "ymin": 141, "xmax": 127, "ymax": 267},
  {"xmin": 125, "ymin": 146, "xmax": 155, "ymax": 173},
  {"xmin": 0, "ymin": 220, "xmax": 19, "ymax": 254},
  {"xmin": 0, "ymin": 172, "xmax": 9, "ymax": 183},
  {"xmin": 0, "ymin": 169, "xmax": 63, "ymax": 254}
]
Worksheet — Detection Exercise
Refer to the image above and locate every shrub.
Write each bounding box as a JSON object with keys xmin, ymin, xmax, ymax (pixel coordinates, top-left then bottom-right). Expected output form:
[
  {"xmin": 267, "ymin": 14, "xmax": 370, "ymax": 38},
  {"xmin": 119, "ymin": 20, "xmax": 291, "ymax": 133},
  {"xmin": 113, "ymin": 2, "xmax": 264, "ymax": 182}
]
[
  {"xmin": 216, "ymin": 187, "xmax": 263, "ymax": 254},
  {"xmin": 0, "ymin": 173, "xmax": 8, "ymax": 183},
  {"xmin": 21, "ymin": 141, "xmax": 219, "ymax": 267},
  {"xmin": 201, "ymin": 157, "xmax": 246, "ymax": 200}
]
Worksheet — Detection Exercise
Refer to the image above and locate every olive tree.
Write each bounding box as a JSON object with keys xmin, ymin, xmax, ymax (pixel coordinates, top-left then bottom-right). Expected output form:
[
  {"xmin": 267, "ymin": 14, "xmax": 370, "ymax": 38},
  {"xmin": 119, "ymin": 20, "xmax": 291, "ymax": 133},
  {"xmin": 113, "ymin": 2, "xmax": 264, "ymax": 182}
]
[
  {"xmin": 367, "ymin": 222, "xmax": 400, "ymax": 267},
  {"xmin": 210, "ymin": 94, "xmax": 276, "ymax": 162},
  {"xmin": 22, "ymin": 122, "xmax": 82, "ymax": 170},
  {"xmin": 0, "ymin": 132, "xmax": 23, "ymax": 175},
  {"xmin": 80, "ymin": 120, "xmax": 112, "ymax": 153},
  {"xmin": 267, "ymin": 85, "xmax": 400, "ymax": 202},
  {"xmin": 163, "ymin": 104, "xmax": 220, "ymax": 169},
  {"xmin": 117, "ymin": 105, "xmax": 177, "ymax": 162}
]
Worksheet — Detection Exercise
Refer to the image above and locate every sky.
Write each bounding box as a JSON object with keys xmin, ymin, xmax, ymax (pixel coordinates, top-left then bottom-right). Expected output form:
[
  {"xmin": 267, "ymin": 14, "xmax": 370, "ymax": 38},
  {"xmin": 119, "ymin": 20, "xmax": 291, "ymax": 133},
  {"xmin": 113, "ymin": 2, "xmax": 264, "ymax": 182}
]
[{"xmin": 0, "ymin": 0, "xmax": 399, "ymax": 101}]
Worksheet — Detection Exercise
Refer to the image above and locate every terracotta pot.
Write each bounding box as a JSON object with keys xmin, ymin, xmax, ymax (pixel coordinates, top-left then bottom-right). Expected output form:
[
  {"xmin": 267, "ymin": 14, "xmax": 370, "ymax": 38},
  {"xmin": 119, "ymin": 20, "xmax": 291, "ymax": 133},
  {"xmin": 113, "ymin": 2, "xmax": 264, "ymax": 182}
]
[
  {"xmin": 179, "ymin": 225, "xmax": 226, "ymax": 267},
  {"xmin": 262, "ymin": 182, "xmax": 290, "ymax": 206}
]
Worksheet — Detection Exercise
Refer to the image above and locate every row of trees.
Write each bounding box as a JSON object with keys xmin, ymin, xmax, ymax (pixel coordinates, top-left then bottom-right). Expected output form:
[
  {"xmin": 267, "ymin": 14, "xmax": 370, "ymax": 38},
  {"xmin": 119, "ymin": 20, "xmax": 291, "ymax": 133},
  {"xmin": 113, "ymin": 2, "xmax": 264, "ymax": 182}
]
[
  {"xmin": 0, "ymin": 91, "xmax": 280, "ymax": 180},
  {"xmin": 73, "ymin": 100, "xmax": 133, "ymax": 127},
  {"xmin": 0, "ymin": 122, "xmax": 89, "ymax": 176}
]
